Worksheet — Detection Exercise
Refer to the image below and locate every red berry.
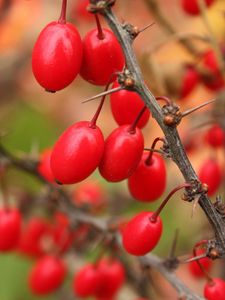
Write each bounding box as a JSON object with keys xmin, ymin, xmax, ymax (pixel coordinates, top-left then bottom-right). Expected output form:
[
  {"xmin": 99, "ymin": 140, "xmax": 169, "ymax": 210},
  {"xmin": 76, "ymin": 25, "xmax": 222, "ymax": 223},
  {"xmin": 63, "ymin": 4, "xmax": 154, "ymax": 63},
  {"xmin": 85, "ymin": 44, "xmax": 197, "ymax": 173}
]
[
  {"xmin": 205, "ymin": 125, "xmax": 224, "ymax": 148},
  {"xmin": 29, "ymin": 255, "xmax": 66, "ymax": 295},
  {"xmin": 180, "ymin": 66, "xmax": 200, "ymax": 98},
  {"xmin": 99, "ymin": 125, "xmax": 144, "ymax": 182},
  {"xmin": 73, "ymin": 263, "xmax": 101, "ymax": 297},
  {"xmin": 122, "ymin": 211, "xmax": 162, "ymax": 256},
  {"xmin": 80, "ymin": 28, "xmax": 124, "ymax": 86},
  {"xmin": 198, "ymin": 158, "xmax": 222, "ymax": 196},
  {"xmin": 72, "ymin": 0, "xmax": 93, "ymax": 22},
  {"xmin": 181, "ymin": 0, "xmax": 214, "ymax": 15},
  {"xmin": 37, "ymin": 148, "xmax": 55, "ymax": 183},
  {"xmin": 32, "ymin": 21, "xmax": 82, "ymax": 92},
  {"xmin": 201, "ymin": 50, "xmax": 225, "ymax": 91},
  {"xmin": 18, "ymin": 217, "xmax": 50, "ymax": 257},
  {"xmin": 204, "ymin": 278, "xmax": 225, "ymax": 300},
  {"xmin": 51, "ymin": 212, "xmax": 74, "ymax": 253},
  {"xmin": 96, "ymin": 258, "xmax": 125, "ymax": 298},
  {"xmin": 110, "ymin": 82, "xmax": 150, "ymax": 129},
  {"xmin": 50, "ymin": 121, "xmax": 104, "ymax": 184},
  {"xmin": 188, "ymin": 249, "xmax": 212, "ymax": 278},
  {"xmin": 128, "ymin": 152, "xmax": 166, "ymax": 202},
  {"xmin": 0, "ymin": 208, "xmax": 21, "ymax": 251},
  {"xmin": 73, "ymin": 181, "xmax": 106, "ymax": 211}
]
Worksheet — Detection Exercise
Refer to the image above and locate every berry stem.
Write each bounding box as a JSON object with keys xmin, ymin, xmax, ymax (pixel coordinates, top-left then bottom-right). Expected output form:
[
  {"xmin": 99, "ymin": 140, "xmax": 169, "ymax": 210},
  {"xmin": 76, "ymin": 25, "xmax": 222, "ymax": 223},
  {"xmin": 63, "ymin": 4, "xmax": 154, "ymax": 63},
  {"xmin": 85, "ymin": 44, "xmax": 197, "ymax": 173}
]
[
  {"xmin": 192, "ymin": 240, "xmax": 213, "ymax": 283},
  {"xmin": 89, "ymin": 83, "xmax": 110, "ymax": 128},
  {"xmin": 145, "ymin": 137, "xmax": 165, "ymax": 165},
  {"xmin": 95, "ymin": 14, "xmax": 105, "ymax": 40},
  {"xmin": 58, "ymin": 0, "xmax": 67, "ymax": 24},
  {"xmin": 128, "ymin": 106, "xmax": 147, "ymax": 134},
  {"xmin": 150, "ymin": 183, "xmax": 191, "ymax": 223},
  {"xmin": 155, "ymin": 96, "xmax": 172, "ymax": 106}
]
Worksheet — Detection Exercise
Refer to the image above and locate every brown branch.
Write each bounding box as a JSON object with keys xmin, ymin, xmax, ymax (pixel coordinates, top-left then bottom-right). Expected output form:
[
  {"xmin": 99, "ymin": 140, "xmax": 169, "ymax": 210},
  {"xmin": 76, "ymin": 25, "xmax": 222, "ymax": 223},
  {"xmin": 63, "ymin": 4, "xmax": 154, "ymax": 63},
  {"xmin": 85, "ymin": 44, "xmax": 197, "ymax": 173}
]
[
  {"xmin": 0, "ymin": 143, "xmax": 205, "ymax": 299},
  {"xmin": 100, "ymin": 5, "xmax": 225, "ymax": 252},
  {"xmin": 140, "ymin": 255, "xmax": 204, "ymax": 300},
  {"xmin": 144, "ymin": 0, "xmax": 201, "ymax": 56}
]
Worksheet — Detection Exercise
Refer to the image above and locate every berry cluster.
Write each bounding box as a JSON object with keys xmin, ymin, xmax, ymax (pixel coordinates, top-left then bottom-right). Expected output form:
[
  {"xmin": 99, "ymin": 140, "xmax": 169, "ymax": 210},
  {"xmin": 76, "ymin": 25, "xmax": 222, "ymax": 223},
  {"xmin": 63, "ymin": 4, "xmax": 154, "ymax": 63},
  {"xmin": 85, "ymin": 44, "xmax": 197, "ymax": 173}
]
[{"xmin": 0, "ymin": 0, "xmax": 225, "ymax": 299}]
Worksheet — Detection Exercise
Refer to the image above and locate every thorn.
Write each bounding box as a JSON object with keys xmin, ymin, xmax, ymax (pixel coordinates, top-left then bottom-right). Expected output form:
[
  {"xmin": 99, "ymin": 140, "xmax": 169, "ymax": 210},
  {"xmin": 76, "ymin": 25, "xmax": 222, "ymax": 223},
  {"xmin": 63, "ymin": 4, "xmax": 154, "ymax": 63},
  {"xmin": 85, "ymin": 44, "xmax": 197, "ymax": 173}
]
[
  {"xmin": 182, "ymin": 99, "xmax": 216, "ymax": 117},
  {"xmin": 180, "ymin": 253, "xmax": 207, "ymax": 264},
  {"xmin": 138, "ymin": 22, "xmax": 155, "ymax": 34},
  {"xmin": 169, "ymin": 229, "xmax": 179, "ymax": 259},
  {"xmin": 191, "ymin": 195, "xmax": 200, "ymax": 218},
  {"xmin": 82, "ymin": 86, "xmax": 123, "ymax": 103}
]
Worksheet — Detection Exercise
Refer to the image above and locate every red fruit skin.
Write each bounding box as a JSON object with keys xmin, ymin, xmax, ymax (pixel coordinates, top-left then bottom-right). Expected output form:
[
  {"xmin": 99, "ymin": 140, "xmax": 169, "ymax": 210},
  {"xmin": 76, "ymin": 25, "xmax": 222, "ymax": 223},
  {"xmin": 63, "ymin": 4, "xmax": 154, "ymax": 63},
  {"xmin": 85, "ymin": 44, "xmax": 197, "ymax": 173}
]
[
  {"xmin": 29, "ymin": 255, "xmax": 66, "ymax": 295},
  {"xmin": 73, "ymin": 263, "xmax": 101, "ymax": 297},
  {"xmin": 73, "ymin": 181, "xmax": 106, "ymax": 211},
  {"xmin": 188, "ymin": 249, "xmax": 212, "ymax": 278},
  {"xmin": 110, "ymin": 82, "xmax": 150, "ymax": 129},
  {"xmin": 128, "ymin": 152, "xmax": 166, "ymax": 202},
  {"xmin": 72, "ymin": 0, "xmax": 93, "ymax": 22},
  {"xmin": 80, "ymin": 28, "xmax": 124, "ymax": 86},
  {"xmin": 50, "ymin": 121, "xmax": 104, "ymax": 184},
  {"xmin": 204, "ymin": 278, "xmax": 225, "ymax": 300},
  {"xmin": 122, "ymin": 212, "xmax": 162, "ymax": 256},
  {"xmin": 180, "ymin": 66, "xmax": 200, "ymax": 98},
  {"xmin": 181, "ymin": 0, "xmax": 214, "ymax": 15},
  {"xmin": 0, "ymin": 208, "xmax": 21, "ymax": 251},
  {"xmin": 198, "ymin": 159, "xmax": 222, "ymax": 196},
  {"xmin": 37, "ymin": 149, "xmax": 55, "ymax": 183},
  {"xmin": 99, "ymin": 125, "xmax": 144, "ymax": 182},
  {"xmin": 32, "ymin": 22, "xmax": 83, "ymax": 91},
  {"xmin": 202, "ymin": 50, "xmax": 225, "ymax": 91},
  {"xmin": 18, "ymin": 217, "xmax": 50, "ymax": 257},
  {"xmin": 96, "ymin": 258, "xmax": 125, "ymax": 298},
  {"xmin": 205, "ymin": 125, "xmax": 225, "ymax": 148}
]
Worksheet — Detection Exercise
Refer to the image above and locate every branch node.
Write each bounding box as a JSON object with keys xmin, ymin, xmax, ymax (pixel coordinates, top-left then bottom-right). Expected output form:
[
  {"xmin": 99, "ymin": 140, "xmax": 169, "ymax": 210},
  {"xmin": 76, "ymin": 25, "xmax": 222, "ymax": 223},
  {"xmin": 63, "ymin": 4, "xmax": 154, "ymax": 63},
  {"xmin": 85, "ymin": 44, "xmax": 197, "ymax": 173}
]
[
  {"xmin": 162, "ymin": 103, "xmax": 182, "ymax": 127},
  {"xmin": 88, "ymin": 0, "xmax": 115, "ymax": 14}
]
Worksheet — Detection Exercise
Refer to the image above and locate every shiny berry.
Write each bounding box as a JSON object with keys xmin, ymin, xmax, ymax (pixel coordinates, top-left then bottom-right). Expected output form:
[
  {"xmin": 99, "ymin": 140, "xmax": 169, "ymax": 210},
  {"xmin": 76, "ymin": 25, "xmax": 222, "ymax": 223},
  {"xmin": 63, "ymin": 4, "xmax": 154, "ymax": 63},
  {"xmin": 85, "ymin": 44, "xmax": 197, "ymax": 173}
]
[
  {"xmin": 181, "ymin": 0, "xmax": 214, "ymax": 15},
  {"xmin": 32, "ymin": 21, "xmax": 82, "ymax": 92},
  {"xmin": 50, "ymin": 121, "xmax": 104, "ymax": 184},
  {"xmin": 205, "ymin": 125, "xmax": 224, "ymax": 148},
  {"xmin": 188, "ymin": 249, "xmax": 212, "ymax": 278},
  {"xmin": 180, "ymin": 66, "xmax": 199, "ymax": 98},
  {"xmin": 122, "ymin": 211, "xmax": 162, "ymax": 256},
  {"xmin": 80, "ymin": 28, "xmax": 124, "ymax": 86},
  {"xmin": 37, "ymin": 148, "xmax": 55, "ymax": 183},
  {"xmin": 110, "ymin": 82, "xmax": 150, "ymax": 128},
  {"xmin": 73, "ymin": 263, "xmax": 101, "ymax": 297},
  {"xmin": 96, "ymin": 258, "xmax": 125, "ymax": 298},
  {"xmin": 0, "ymin": 208, "xmax": 21, "ymax": 251},
  {"xmin": 201, "ymin": 50, "xmax": 225, "ymax": 91},
  {"xmin": 72, "ymin": 0, "xmax": 93, "ymax": 22},
  {"xmin": 204, "ymin": 278, "xmax": 225, "ymax": 300},
  {"xmin": 73, "ymin": 181, "xmax": 106, "ymax": 212},
  {"xmin": 128, "ymin": 152, "xmax": 166, "ymax": 202},
  {"xmin": 18, "ymin": 217, "xmax": 50, "ymax": 257},
  {"xmin": 29, "ymin": 255, "xmax": 66, "ymax": 295},
  {"xmin": 198, "ymin": 158, "xmax": 222, "ymax": 196},
  {"xmin": 99, "ymin": 125, "xmax": 144, "ymax": 182}
]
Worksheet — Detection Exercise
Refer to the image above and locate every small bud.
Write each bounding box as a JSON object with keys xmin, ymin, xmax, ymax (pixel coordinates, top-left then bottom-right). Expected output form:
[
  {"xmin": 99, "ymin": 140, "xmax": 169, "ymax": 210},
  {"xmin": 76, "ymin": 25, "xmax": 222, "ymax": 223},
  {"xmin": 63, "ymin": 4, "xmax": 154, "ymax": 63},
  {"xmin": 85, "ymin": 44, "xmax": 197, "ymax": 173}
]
[
  {"xmin": 209, "ymin": 248, "xmax": 220, "ymax": 260},
  {"xmin": 124, "ymin": 77, "xmax": 135, "ymax": 88},
  {"xmin": 164, "ymin": 115, "xmax": 175, "ymax": 126},
  {"xmin": 201, "ymin": 183, "xmax": 209, "ymax": 193}
]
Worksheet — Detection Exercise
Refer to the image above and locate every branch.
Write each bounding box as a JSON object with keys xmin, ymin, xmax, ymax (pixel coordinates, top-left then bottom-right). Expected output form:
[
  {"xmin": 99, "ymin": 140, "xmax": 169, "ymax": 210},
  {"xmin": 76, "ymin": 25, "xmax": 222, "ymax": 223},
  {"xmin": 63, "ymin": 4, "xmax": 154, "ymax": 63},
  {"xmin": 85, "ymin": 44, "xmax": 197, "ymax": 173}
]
[
  {"xmin": 140, "ymin": 255, "xmax": 205, "ymax": 300},
  {"xmin": 0, "ymin": 143, "xmax": 205, "ymax": 299},
  {"xmin": 144, "ymin": 0, "xmax": 201, "ymax": 56},
  {"xmin": 101, "ymin": 6, "xmax": 225, "ymax": 251}
]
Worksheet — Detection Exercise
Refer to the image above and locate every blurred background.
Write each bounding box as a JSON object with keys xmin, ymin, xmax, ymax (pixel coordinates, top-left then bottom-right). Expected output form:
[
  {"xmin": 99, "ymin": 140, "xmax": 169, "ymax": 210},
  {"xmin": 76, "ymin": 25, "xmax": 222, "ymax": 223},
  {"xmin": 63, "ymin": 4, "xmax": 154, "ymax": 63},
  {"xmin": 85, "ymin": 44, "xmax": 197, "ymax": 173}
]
[{"xmin": 0, "ymin": 0, "xmax": 224, "ymax": 299}]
